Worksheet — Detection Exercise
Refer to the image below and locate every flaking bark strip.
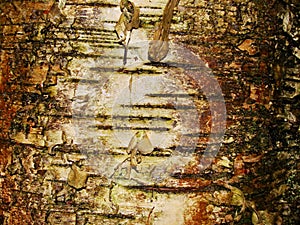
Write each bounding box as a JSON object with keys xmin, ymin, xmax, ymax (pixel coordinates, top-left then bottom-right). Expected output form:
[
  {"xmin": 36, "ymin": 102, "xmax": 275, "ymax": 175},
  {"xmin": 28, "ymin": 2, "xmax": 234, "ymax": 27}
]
[
  {"xmin": 67, "ymin": 163, "xmax": 88, "ymax": 190},
  {"xmin": 148, "ymin": 0, "xmax": 180, "ymax": 62},
  {"xmin": 49, "ymin": 143, "xmax": 80, "ymax": 155}
]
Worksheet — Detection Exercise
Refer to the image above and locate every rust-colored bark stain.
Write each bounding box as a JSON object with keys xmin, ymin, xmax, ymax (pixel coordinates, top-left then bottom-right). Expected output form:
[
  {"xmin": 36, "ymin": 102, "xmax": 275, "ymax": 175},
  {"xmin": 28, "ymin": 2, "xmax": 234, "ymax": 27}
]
[
  {"xmin": 184, "ymin": 198, "xmax": 211, "ymax": 225},
  {"xmin": 0, "ymin": 144, "xmax": 12, "ymax": 176},
  {"xmin": 0, "ymin": 55, "xmax": 19, "ymax": 136},
  {"xmin": 7, "ymin": 208, "xmax": 33, "ymax": 225}
]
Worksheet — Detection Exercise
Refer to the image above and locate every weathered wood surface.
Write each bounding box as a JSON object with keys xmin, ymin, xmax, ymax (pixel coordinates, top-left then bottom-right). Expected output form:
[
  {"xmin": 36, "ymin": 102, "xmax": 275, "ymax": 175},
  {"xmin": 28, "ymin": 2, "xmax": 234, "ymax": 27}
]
[{"xmin": 0, "ymin": 0, "xmax": 299, "ymax": 224}]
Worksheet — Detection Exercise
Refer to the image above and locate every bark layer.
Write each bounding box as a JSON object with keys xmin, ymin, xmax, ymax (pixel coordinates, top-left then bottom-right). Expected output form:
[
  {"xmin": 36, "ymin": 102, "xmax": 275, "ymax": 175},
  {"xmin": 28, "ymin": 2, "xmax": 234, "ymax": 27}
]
[{"xmin": 0, "ymin": 0, "xmax": 299, "ymax": 224}]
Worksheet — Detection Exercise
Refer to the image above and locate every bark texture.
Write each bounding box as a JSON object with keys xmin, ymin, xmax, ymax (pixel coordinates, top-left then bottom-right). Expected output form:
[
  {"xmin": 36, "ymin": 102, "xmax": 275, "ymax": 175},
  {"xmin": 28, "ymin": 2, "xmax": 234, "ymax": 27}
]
[{"xmin": 0, "ymin": 0, "xmax": 299, "ymax": 224}]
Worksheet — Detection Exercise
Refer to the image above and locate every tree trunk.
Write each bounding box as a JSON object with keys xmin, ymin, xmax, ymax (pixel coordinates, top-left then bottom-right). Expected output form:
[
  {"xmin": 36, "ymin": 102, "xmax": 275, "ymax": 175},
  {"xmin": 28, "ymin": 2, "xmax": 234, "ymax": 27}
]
[{"xmin": 0, "ymin": 0, "xmax": 299, "ymax": 224}]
